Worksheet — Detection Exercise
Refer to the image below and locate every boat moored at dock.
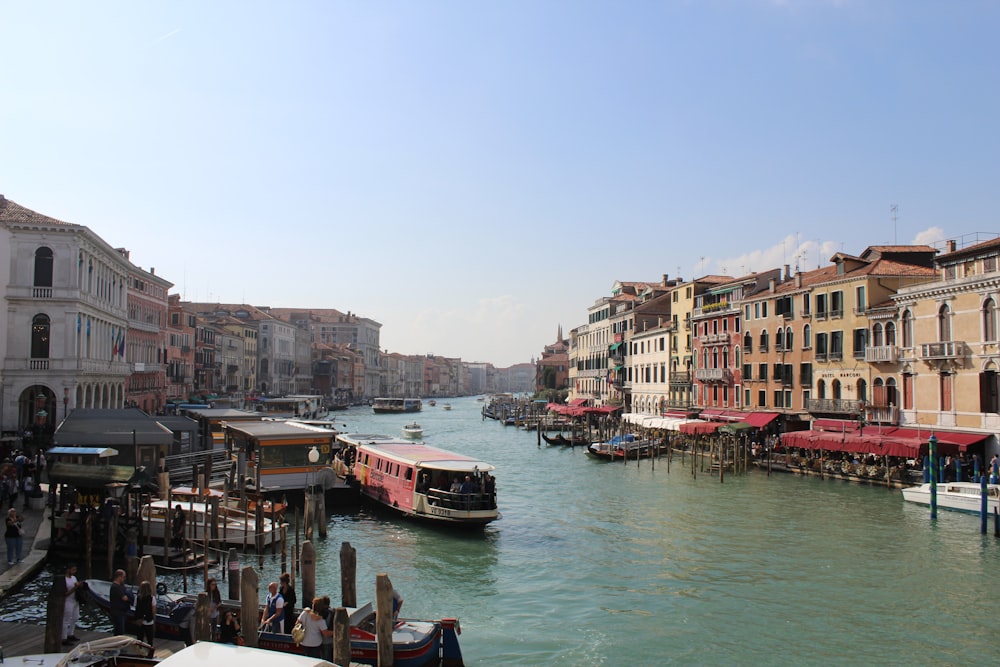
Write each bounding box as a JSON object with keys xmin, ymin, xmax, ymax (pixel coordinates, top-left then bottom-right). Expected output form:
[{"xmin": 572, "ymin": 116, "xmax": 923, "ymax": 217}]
[
  {"xmin": 901, "ymin": 481, "xmax": 1000, "ymax": 514},
  {"xmin": 338, "ymin": 433, "xmax": 498, "ymax": 526}
]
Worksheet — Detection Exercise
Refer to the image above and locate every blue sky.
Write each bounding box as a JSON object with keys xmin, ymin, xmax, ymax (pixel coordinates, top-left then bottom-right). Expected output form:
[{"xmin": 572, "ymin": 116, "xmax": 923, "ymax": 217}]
[{"xmin": 3, "ymin": 1, "xmax": 998, "ymax": 367}]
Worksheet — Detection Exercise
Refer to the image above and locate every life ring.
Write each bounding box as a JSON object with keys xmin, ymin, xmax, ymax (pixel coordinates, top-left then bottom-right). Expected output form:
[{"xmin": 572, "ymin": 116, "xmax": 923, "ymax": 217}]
[{"xmin": 156, "ymin": 582, "xmax": 168, "ymax": 596}]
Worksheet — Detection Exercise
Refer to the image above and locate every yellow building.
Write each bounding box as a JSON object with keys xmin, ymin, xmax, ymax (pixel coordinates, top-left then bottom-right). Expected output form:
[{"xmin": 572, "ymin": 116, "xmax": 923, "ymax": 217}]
[{"xmin": 893, "ymin": 237, "xmax": 1000, "ymax": 442}]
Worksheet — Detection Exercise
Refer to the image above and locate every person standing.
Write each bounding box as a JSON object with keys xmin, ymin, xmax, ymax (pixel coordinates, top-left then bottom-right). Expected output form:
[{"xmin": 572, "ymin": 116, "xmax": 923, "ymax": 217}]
[
  {"xmin": 109, "ymin": 568, "xmax": 132, "ymax": 635},
  {"xmin": 62, "ymin": 563, "xmax": 82, "ymax": 645},
  {"xmin": 279, "ymin": 572, "xmax": 297, "ymax": 635},
  {"xmin": 206, "ymin": 577, "xmax": 222, "ymax": 635},
  {"xmin": 171, "ymin": 505, "xmax": 186, "ymax": 550},
  {"xmin": 134, "ymin": 580, "xmax": 156, "ymax": 656},
  {"xmin": 260, "ymin": 581, "xmax": 284, "ymax": 633},
  {"xmin": 219, "ymin": 609, "xmax": 242, "ymax": 644},
  {"xmin": 392, "ymin": 588, "xmax": 404, "ymax": 621},
  {"xmin": 295, "ymin": 597, "xmax": 333, "ymax": 659},
  {"xmin": 5, "ymin": 508, "xmax": 23, "ymax": 565}
]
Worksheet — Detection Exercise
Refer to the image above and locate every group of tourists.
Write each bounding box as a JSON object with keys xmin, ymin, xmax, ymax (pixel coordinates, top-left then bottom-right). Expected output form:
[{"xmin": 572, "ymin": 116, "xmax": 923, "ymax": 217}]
[{"xmin": 0, "ymin": 448, "xmax": 45, "ymax": 510}]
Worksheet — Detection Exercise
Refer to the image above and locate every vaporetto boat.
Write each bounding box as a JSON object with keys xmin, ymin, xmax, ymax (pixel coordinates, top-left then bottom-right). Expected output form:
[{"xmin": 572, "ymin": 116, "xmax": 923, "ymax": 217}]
[
  {"xmin": 901, "ymin": 481, "xmax": 1000, "ymax": 514},
  {"xmin": 338, "ymin": 433, "xmax": 498, "ymax": 526}
]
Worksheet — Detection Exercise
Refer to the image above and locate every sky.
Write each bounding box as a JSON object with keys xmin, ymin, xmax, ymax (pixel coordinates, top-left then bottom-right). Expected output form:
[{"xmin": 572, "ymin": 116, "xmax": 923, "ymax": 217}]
[{"xmin": 2, "ymin": 1, "xmax": 998, "ymax": 367}]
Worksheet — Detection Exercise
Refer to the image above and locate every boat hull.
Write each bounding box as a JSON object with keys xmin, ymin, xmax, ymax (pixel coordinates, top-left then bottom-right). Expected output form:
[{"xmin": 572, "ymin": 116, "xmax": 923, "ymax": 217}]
[
  {"xmin": 85, "ymin": 580, "xmax": 463, "ymax": 667},
  {"xmin": 901, "ymin": 482, "xmax": 1000, "ymax": 514}
]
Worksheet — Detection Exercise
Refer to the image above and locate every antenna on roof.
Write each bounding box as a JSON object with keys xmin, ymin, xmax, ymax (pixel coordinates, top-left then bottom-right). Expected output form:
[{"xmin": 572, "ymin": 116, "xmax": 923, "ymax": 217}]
[{"xmin": 890, "ymin": 204, "xmax": 898, "ymax": 244}]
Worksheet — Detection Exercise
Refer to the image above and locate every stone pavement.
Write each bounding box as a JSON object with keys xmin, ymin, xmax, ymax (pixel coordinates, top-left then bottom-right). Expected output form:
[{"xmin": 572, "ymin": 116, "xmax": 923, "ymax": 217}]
[{"xmin": 0, "ymin": 484, "xmax": 53, "ymax": 598}]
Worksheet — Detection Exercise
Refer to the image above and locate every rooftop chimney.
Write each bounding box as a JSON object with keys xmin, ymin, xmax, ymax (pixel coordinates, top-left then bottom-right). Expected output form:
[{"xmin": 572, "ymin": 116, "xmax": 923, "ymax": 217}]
[
  {"xmin": 795, "ymin": 272, "xmax": 802, "ymax": 288},
  {"xmin": 946, "ymin": 239, "xmax": 957, "ymax": 253},
  {"xmin": 784, "ymin": 264, "xmax": 791, "ymax": 281},
  {"xmin": 769, "ymin": 278, "xmax": 776, "ymax": 293},
  {"xmin": 662, "ymin": 274, "xmax": 669, "ymax": 286}
]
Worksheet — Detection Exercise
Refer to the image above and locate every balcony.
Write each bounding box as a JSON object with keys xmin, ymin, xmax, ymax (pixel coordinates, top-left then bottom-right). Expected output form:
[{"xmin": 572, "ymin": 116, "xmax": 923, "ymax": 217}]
[
  {"xmin": 32, "ymin": 287, "xmax": 53, "ymax": 298},
  {"xmin": 807, "ymin": 398, "xmax": 864, "ymax": 415},
  {"xmin": 864, "ymin": 404, "xmax": 900, "ymax": 425},
  {"xmin": 669, "ymin": 372, "xmax": 692, "ymax": 386},
  {"xmin": 865, "ymin": 345, "xmax": 899, "ymax": 363},
  {"xmin": 920, "ymin": 341, "xmax": 965, "ymax": 360},
  {"xmin": 694, "ymin": 368, "xmax": 730, "ymax": 382},
  {"xmin": 828, "ymin": 351, "xmax": 843, "ymax": 361}
]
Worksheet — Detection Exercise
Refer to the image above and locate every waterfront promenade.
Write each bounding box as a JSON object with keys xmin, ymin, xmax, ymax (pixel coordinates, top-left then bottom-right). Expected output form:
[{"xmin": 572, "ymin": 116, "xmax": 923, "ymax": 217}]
[{"xmin": 0, "ymin": 488, "xmax": 52, "ymax": 598}]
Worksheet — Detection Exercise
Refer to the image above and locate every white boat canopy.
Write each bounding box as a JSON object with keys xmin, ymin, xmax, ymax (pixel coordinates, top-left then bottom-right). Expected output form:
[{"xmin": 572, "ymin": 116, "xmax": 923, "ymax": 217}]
[{"xmin": 156, "ymin": 643, "xmax": 332, "ymax": 667}]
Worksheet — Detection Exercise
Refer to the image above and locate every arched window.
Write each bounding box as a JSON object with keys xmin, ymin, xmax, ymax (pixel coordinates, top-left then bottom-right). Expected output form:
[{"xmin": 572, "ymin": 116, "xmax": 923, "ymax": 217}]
[
  {"xmin": 817, "ymin": 379, "xmax": 826, "ymax": 399},
  {"xmin": 785, "ymin": 327, "xmax": 794, "ymax": 350},
  {"xmin": 712, "ymin": 348, "xmax": 719, "ymax": 369},
  {"xmin": 885, "ymin": 321, "xmax": 896, "ymax": 346},
  {"xmin": 857, "ymin": 379, "xmax": 867, "ymax": 403},
  {"xmin": 34, "ymin": 247, "xmax": 54, "ymax": 287},
  {"xmin": 803, "ymin": 324, "xmax": 812, "ymax": 349},
  {"xmin": 902, "ymin": 311, "xmax": 913, "ymax": 348},
  {"xmin": 938, "ymin": 304, "xmax": 952, "ymax": 342},
  {"xmin": 722, "ymin": 347, "xmax": 729, "ymax": 368},
  {"xmin": 31, "ymin": 314, "xmax": 51, "ymax": 358},
  {"xmin": 984, "ymin": 298, "xmax": 997, "ymax": 342},
  {"xmin": 735, "ymin": 346, "xmax": 741, "ymax": 368},
  {"xmin": 760, "ymin": 330, "xmax": 769, "ymax": 351},
  {"xmin": 744, "ymin": 331, "xmax": 752, "ymax": 352},
  {"xmin": 775, "ymin": 327, "xmax": 785, "ymax": 350},
  {"xmin": 832, "ymin": 379, "xmax": 842, "ymax": 400},
  {"xmin": 872, "ymin": 323, "xmax": 884, "ymax": 347}
]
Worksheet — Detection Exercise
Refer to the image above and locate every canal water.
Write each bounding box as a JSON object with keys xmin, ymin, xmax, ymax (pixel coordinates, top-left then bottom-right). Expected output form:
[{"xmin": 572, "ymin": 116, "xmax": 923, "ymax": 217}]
[{"xmin": 5, "ymin": 395, "xmax": 999, "ymax": 665}]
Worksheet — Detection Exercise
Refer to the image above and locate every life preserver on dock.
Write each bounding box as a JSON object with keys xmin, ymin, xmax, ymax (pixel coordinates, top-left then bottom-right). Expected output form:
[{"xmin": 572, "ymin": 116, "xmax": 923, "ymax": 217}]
[{"xmin": 156, "ymin": 582, "xmax": 168, "ymax": 596}]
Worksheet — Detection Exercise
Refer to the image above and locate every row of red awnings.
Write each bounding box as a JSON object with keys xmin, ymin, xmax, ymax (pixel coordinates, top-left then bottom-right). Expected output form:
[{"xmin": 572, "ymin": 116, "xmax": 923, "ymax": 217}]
[
  {"xmin": 546, "ymin": 402, "xmax": 623, "ymax": 417},
  {"xmin": 781, "ymin": 426, "xmax": 988, "ymax": 457}
]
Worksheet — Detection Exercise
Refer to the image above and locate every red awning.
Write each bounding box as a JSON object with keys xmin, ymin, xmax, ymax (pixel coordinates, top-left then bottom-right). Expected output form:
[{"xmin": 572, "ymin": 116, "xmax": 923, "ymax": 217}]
[
  {"xmin": 700, "ymin": 408, "xmax": 726, "ymax": 418},
  {"xmin": 662, "ymin": 411, "xmax": 699, "ymax": 419},
  {"xmin": 680, "ymin": 421, "xmax": 721, "ymax": 435},
  {"xmin": 584, "ymin": 405, "xmax": 622, "ymax": 414},
  {"xmin": 718, "ymin": 410, "xmax": 750, "ymax": 422},
  {"xmin": 744, "ymin": 412, "xmax": 779, "ymax": 428},
  {"xmin": 781, "ymin": 429, "xmax": 920, "ymax": 457},
  {"xmin": 812, "ymin": 418, "xmax": 860, "ymax": 432},
  {"xmin": 569, "ymin": 398, "xmax": 588, "ymax": 406},
  {"xmin": 880, "ymin": 428, "xmax": 987, "ymax": 451}
]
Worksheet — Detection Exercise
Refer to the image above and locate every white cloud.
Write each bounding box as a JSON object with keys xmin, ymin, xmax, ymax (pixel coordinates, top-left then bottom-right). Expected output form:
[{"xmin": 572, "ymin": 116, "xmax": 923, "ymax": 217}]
[
  {"xmin": 709, "ymin": 234, "xmax": 840, "ymax": 277},
  {"xmin": 912, "ymin": 226, "xmax": 946, "ymax": 246}
]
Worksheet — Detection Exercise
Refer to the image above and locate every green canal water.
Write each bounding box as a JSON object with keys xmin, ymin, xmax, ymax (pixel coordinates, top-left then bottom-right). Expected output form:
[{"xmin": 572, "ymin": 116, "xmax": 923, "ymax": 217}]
[{"xmin": 5, "ymin": 396, "xmax": 999, "ymax": 665}]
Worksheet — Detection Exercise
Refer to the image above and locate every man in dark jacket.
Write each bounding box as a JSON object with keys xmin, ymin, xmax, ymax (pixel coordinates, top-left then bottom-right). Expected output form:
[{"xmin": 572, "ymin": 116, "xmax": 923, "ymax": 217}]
[{"xmin": 109, "ymin": 569, "xmax": 133, "ymax": 635}]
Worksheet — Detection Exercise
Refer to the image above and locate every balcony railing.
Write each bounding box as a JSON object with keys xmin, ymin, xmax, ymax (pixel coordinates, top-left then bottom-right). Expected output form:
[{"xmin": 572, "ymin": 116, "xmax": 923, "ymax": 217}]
[
  {"xmin": 920, "ymin": 341, "xmax": 964, "ymax": 360},
  {"xmin": 828, "ymin": 351, "xmax": 843, "ymax": 361},
  {"xmin": 864, "ymin": 404, "xmax": 900, "ymax": 425},
  {"xmin": 694, "ymin": 368, "xmax": 730, "ymax": 382},
  {"xmin": 806, "ymin": 398, "xmax": 864, "ymax": 415},
  {"xmin": 699, "ymin": 333, "xmax": 730, "ymax": 345},
  {"xmin": 33, "ymin": 287, "xmax": 53, "ymax": 298},
  {"xmin": 865, "ymin": 345, "xmax": 899, "ymax": 363},
  {"xmin": 669, "ymin": 372, "xmax": 692, "ymax": 385}
]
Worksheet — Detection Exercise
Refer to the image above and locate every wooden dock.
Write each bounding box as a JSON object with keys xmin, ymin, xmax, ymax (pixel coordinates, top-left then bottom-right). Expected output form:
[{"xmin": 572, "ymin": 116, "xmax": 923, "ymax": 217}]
[{"xmin": 0, "ymin": 622, "xmax": 187, "ymax": 658}]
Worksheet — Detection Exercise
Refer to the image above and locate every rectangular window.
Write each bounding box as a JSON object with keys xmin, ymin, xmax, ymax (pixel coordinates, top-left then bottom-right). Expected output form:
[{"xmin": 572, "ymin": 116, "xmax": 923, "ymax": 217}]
[
  {"xmin": 800, "ymin": 363, "xmax": 812, "ymax": 386},
  {"xmin": 985, "ymin": 256, "xmax": 998, "ymax": 273},
  {"xmin": 758, "ymin": 390, "xmax": 767, "ymax": 407},
  {"xmin": 761, "ymin": 302, "xmax": 768, "ymax": 318},
  {"xmin": 816, "ymin": 333, "xmax": 828, "ymax": 360},
  {"xmin": 773, "ymin": 390, "xmax": 784, "ymax": 408},
  {"xmin": 759, "ymin": 363, "xmax": 768, "ymax": 381},
  {"xmin": 754, "ymin": 303, "xmax": 760, "ymax": 319},
  {"xmin": 803, "ymin": 294, "xmax": 811, "ymax": 315},
  {"xmin": 853, "ymin": 328, "xmax": 868, "ymax": 358},
  {"xmin": 743, "ymin": 363, "xmax": 752, "ymax": 380},
  {"xmin": 816, "ymin": 294, "xmax": 828, "ymax": 318},
  {"xmin": 745, "ymin": 388, "xmax": 752, "ymax": 406},
  {"xmin": 831, "ymin": 291, "xmax": 843, "ymax": 318},
  {"xmin": 830, "ymin": 331, "xmax": 843, "ymax": 360},
  {"xmin": 981, "ymin": 372, "xmax": 1000, "ymax": 413},
  {"xmin": 855, "ymin": 286, "xmax": 866, "ymax": 313},
  {"xmin": 802, "ymin": 389, "xmax": 811, "ymax": 407}
]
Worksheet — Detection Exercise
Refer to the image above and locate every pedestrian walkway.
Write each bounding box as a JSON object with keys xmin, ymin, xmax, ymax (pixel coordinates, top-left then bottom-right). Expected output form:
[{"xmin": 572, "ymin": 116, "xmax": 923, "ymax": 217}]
[{"xmin": 0, "ymin": 485, "xmax": 53, "ymax": 598}]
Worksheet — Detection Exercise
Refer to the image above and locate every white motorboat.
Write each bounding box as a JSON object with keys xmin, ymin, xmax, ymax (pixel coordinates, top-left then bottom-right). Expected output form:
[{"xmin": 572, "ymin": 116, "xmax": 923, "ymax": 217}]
[
  {"xmin": 402, "ymin": 422, "xmax": 424, "ymax": 439},
  {"xmin": 901, "ymin": 481, "xmax": 1000, "ymax": 514}
]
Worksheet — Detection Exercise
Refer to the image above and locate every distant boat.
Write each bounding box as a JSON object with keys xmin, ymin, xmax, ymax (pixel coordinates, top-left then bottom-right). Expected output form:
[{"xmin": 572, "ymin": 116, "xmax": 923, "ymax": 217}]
[
  {"xmin": 402, "ymin": 422, "xmax": 424, "ymax": 440},
  {"xmin": 373, "ymin": 397, "xmax": 423, "ymax": 414},
  {"xmin": 442, "ymin": 403, "xmax": 452, "ymax": 411}
]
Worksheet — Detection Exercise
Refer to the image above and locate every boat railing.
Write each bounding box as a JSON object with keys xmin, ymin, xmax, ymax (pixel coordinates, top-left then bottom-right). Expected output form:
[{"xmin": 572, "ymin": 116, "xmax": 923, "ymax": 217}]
[{"xmin": 423, "ymin": 489, "xmax": 496, "ymax": 511}]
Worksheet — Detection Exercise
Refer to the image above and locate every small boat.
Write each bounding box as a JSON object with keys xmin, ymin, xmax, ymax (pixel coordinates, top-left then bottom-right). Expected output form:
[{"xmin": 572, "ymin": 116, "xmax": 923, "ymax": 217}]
[
  {"xmin": 5, "ymin": 636, "xmax": 156, "ymax": 667},
  {"xmin": 85, "ymin": 580, "xmax": 464, "ymax": 666},
  {"xmin": 402, "ymin": 422, "xmax": 424, "ymax": 440},
  {"xmin": 586, "ymin": 434, "xmax": 658, "ymax": 461},
  {"xmin": 372, "ymin": 397, "xmax": 423, "ymax": 414},
  {"xmin": 428, "ymin": 399, "xmax": 437, "ymax": 407},
  {"xmin": 339, "ymin": 433, "xmax": 498, "ymax": 526},
  {"xmin": 541, "ymin": 432, "xmax": 588, "ymax": 447},
  {"xmin": 158, "ymin": 642, "xmax": 337, "ymax": 667},
  {"xmin": 901, "ymin": 481, "xmax": 1000, "ymax": 514},
  {"xmin": 442, "ymin": 403, "xmax": 452, "ymax": 411}
]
